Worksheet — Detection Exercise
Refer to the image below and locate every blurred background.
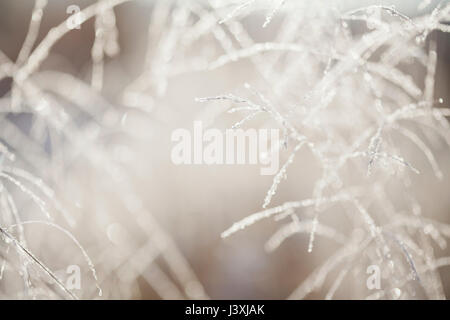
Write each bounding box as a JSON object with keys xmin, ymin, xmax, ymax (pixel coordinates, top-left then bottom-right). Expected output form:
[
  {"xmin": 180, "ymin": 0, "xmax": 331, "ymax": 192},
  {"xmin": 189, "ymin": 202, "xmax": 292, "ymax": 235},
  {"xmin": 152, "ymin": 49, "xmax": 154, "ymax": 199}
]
[{"xmin": 0, "ymin": 0, "xmax": 449, "ymax": 299}]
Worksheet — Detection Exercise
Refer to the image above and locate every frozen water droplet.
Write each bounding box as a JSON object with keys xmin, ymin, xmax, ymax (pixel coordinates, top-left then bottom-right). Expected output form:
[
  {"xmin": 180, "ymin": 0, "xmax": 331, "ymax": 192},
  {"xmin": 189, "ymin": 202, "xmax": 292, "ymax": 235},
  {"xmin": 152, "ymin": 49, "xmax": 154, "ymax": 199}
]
[
  {"xmin": 107, "ymin": 223, "xmax": 127, "ymax": 246},
  {"xmin": 32, "ymin": 9, "xmax": 43, "ymax": 21},
  {"xmin": 415, "ymin": 35, "xmax": 425, "ymax": 45},
  {"xmin": 391, "ymin": 288, "xmax": 401, "ymax": 299}
]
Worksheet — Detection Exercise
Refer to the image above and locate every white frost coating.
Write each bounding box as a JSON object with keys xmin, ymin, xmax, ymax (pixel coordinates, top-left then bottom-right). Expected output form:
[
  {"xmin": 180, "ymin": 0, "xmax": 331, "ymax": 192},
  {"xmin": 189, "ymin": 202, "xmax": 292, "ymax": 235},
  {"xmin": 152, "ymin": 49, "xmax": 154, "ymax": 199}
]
[{"xmin": 2, "ymin": 0, "xmax": 450, "ymax": 300}]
